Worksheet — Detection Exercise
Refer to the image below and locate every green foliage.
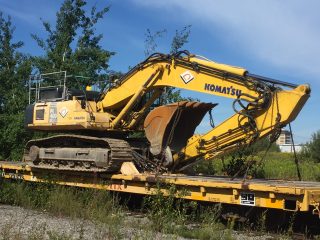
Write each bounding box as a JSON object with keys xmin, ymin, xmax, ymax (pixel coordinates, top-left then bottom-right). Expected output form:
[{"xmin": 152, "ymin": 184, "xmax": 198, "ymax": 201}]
[
  {"xmin": 204, "ymin": 151, "xmax": 320, "ymax": 181},
  {"xmin": 143, "ymin": 183, "xmax": 239, "ymax": 239},
  {"xmin": 144, "ymin": 28, "xmax": 167, "ymax": 57},
  {"xmin": 162, "ymin": 87, "xmax": 199, "ymax": 104},
  {"xmin": 193, "ymin": 138, "xmax": 279, "ymax": 177},
  {"xmin": 0, "ymin": 113, "xmax": 32, "ymax": 160},
  {"xmin": 0, "ymin": 181, "xmax": 123, "ymax": 223},
  {"xmin": 0, "ymin": 12, "xmax": 31, "ymax": 114},
  {"xmin": 0, "ymin": 1, "xmax": 114, "ymax": 162},
  {"xmin": 192, "ymin": 158, "xmax": 216, "ymax": 175},
  {"xmin": 143, "ymin": 183, "xmax": 229, "ymax": 239},
  {"xmin": 32, "ymin": 0, "xmax": 113, "ymax": 87},
  {"xmin": 144, "ymin": 25, "xmax": 192, "ymax": 56},
  {"xmin": 144, "ymin": 184, "xmax": 195, "ymax": 233},
  {"xmin": 222, "ymin": 138, "xmax": 280, "ymax": 177},
  {"xmin": 247, "ymin": 137, "xmax": 280, "ymax": 153},
  {"xmin": 221, "ymin": 153, "xmax": 250, "ymax": 177},
  {"xmin": 144, "ymin": 25, "xmax": 196, "ymax": 104},
  {"xmin": 0, "ymin": 12, "xmax": 32, "ymax": 160},
  {"xmin": 302, "ymin": 130, "xmax": 320, "ymax": 162},
  {"xmin": 170, "ymin": 25, "xmax": 191, "ymax": 54},
  {"xmin": 0, "ymin": 181, "xmax": 126, "ymax": 239}
]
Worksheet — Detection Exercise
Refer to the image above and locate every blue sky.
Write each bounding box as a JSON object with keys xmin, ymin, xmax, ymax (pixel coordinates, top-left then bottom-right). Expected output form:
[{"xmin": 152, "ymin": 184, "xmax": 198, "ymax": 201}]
[{"xmin": 1, "ymin": 0, "xmax": 319, "ymax": 143}]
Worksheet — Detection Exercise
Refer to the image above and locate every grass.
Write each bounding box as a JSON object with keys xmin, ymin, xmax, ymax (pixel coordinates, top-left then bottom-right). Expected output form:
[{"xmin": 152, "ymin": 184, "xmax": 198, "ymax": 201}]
[
  {"xmin": 142, "ymin": 183, "xmax": 235, "ymax": 239},
  {"xmin": 0, "ymin": 179, "xmax": 318, "ymax": 239},
  {"xmin": 262, "ymin": 152, "xmax": 320, "ymax": 181},
  {"xmin": 0, "ymin": 180, "xmax": 125, "ymax": 239},
  {"xmin": 1, "ymin": 151, "xmax": 320, "ymax": 239},
  {"xmin": 195, "ymin": 151, "xmax": 320, "ymax": 181},
  {"xmin": 0, "ymin": 180, "xmax": 237, "ymax": 239},
  {"xmin": 0, "ymin": 181, "xmax": 123, "ymax": 221}
]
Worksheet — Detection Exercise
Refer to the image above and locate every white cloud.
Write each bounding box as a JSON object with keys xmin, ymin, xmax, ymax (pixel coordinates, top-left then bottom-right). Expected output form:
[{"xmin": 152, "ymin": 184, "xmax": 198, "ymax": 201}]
[
  {"xmin": 0, "ymin": 0, "xmax": 57, "ymax": 28},
  {"xmin": 1, "ymin": 5, "xmax": 39, "ymax": 27},
  {"xmin": 131, "ymin": 0, "xmax": 320, "ymax": 80}
]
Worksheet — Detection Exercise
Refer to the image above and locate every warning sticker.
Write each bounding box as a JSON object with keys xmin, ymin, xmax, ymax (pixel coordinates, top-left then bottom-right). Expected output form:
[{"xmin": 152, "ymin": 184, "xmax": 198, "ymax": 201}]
[
  {"xmin": 49, "ymin": 103, "xmax": 57, "ymax": 123},
  {"xmin": 240, "ymin": 192, "xmax": 255, "ymax": 206},
  {"xmin": 59, "ymin": 107, "xmax": 68, "ymax": 118},
  {"xmin": 180, "ymin": 70, "xmax": 194, "ymax": 84}
]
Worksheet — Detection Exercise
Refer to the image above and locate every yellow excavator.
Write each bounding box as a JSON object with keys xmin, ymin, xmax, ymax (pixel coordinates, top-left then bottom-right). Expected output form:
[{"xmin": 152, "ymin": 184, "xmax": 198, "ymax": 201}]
[{"xmin": 24, "ymin": 51, "xmax": 310, "ymax": 173}]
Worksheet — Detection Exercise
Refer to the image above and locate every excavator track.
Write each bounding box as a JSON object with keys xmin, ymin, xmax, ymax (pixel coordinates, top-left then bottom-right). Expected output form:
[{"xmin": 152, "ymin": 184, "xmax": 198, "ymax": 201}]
[{"xmin": 23, "ymin": 135, "xmax": 133, "ymax": 173}]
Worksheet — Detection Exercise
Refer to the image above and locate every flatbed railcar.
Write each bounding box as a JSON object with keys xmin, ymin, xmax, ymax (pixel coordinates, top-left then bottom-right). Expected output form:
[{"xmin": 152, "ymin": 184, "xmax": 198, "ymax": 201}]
[{"xmin": 1, "ymin": 161, "xmax": 319, "ymax": 217}]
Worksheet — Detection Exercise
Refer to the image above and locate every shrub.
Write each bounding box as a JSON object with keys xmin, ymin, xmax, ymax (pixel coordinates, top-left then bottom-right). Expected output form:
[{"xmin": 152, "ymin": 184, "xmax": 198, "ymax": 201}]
[{"xmin": 302, "ymin": 130, "xmax": 320, "ymax": 162}]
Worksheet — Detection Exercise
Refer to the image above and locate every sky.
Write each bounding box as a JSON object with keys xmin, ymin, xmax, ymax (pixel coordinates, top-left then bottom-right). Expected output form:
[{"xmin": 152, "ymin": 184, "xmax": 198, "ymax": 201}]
[{"xmin": 0, "ymin": 0, "xmax": 319, "ymax": 143}]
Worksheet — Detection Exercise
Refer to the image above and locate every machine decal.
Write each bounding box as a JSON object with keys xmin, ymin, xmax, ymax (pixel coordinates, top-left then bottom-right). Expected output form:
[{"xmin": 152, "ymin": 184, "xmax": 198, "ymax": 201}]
[
  {"xmin": 74, "ymin": 116, "xmax": 85, "ymax": 120},
  {"xmin": 180, "ymin": 70, "xmax": 194, "ymax": 84},
  {"xmin": 49, "ymin": 103, "xmax": 58, "ymax": 123},
  {"xmin": 59, "ymin": 107, "xmax": 69, "ymax": 118},
  {"xmin": 204, "ymin": 83, "xmax": 242, "ymax": 97},
  {"xmin": 240, "ymin": 192, "xmax": 255, "ymax": 206}
]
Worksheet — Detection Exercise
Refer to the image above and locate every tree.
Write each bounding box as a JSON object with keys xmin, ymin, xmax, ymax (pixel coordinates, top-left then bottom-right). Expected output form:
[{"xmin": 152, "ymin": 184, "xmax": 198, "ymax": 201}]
[
  {"xmin": 0, "ymin": 12, "xmax": 31, "ymax": 114},
  {"xmin": 163, "ymin": 25, "xmax": 193, "ymax": 103},
  {"xmin": 32, "ymin": 0, "xmax": 113, "ymax": 87},
  {"xmin": 144, "ymin": 28, "xmax": 167, "ymax": 57},
  {"xmin": 170, "ymin": 25, "xmax": 191, "ymax": 54},
  {"xmin": 0, "ymin": 12, "xmax": 33, "ymax": 160},
  {"xmin": 302, "ymin": 130, "xmax": 320, "ymax": 162},
  {"xmin": 144, "ymin": 25, "xmax": 194, "ymax": 104}
]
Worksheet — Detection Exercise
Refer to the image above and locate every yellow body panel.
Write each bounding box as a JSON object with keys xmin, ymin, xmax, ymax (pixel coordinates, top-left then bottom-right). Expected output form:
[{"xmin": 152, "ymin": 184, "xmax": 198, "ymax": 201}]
[
  {"xmin": 29, "ymin": 100, "xmax": 114, "ymax": 131},
  {"xmin": 100, "ymin": 57, "xmax": 250, "ymax": 110}
]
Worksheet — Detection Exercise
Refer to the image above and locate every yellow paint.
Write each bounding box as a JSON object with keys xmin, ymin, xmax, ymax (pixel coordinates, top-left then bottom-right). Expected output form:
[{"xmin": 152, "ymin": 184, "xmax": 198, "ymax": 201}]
[
  {"xmin": 0, "ymin": 161, "xmax": 319, "ymax": 213},
  {"xmin": 26, "ymin": 53, "xmax": 310, "ymax": 170}
]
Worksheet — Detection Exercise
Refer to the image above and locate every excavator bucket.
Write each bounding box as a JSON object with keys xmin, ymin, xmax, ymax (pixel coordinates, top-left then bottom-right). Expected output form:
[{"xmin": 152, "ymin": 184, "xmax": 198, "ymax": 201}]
[{"xmin": 144, "ymin": 101, "xmax": 217, "ymax": 157}]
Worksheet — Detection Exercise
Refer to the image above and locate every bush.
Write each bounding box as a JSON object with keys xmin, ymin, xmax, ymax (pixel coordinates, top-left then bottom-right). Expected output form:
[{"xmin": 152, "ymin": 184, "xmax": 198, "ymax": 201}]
[
  {"xmin": 0, "ymin": 113, "xmax": 33, "ymax": 160},
  {"xmin": 143, "ymin": 184, "xmax": 196, "ymax": 233},
  {"xmin": 302, "ymin": 130, "xmax": 320, "ymax": 162}
]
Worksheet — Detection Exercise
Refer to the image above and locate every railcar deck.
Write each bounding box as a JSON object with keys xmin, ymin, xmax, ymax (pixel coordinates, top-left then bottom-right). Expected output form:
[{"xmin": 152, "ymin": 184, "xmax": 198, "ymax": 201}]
[{"xmin": 1, "ymin": 161, "xmax": 319, "ymax": 216}]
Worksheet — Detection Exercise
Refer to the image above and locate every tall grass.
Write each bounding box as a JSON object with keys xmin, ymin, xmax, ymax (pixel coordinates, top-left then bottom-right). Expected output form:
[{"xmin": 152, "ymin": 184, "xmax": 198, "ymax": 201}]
[
  {"xmin": 1, "ymin": 177, "xmax": 317, "ymax": 239},
  {"xmin": 262, "ymin": 152, "xmax": 320, "ymax": 181},
  {"xmin": 0, "ymin": 180, "xmax": 238, "ymax": 239},
  {"xmin": 197, "ymin": 152, "xmax": 320, "ymax": 181},
  {"xmin": 143, "ymin": 183, "xmax": 234, "ymax": 239},
  {"xmin": 0, "ymin": 180, "xmax": 123, "ymax": 224}
]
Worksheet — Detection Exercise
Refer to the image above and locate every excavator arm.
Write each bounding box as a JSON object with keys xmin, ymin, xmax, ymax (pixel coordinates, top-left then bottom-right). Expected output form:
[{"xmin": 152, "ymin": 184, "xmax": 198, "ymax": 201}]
[
  {"xmin": 97, "ymin": 51, "xmax": 310, "ymax": 171},
  {"xmin": 98, "ymin": 52, "xmax": 258, "ymax": 111}
]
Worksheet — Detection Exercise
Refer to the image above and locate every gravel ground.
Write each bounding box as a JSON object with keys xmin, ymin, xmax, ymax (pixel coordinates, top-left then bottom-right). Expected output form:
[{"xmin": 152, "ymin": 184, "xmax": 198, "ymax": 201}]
[
  {"xmin": 0, "ymin": 204, "xmax": 285, "ymax": 240},
  {"xmin": 0, "ymin": 204, "xmax": 193, "ymax": 240}
]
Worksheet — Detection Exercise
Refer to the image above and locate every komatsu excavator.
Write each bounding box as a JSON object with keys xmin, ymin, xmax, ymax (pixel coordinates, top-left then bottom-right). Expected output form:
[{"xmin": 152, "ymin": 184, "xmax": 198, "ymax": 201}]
[{"xmin": 24, "ymin": 51, "xmax": 310, "ymax": 174}]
